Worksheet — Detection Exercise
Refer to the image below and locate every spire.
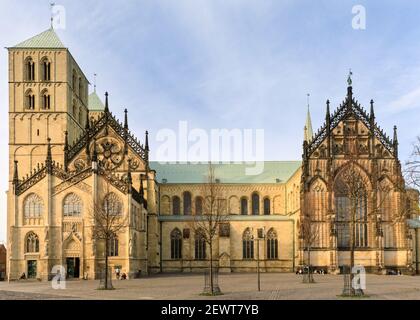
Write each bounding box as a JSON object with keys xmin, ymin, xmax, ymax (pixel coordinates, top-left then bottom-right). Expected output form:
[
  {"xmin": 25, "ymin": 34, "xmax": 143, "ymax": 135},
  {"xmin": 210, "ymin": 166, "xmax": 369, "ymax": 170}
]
[
  {"xmin": 347, "ymin": 69, "xmax": 353, "ymax": 103},
  {"xmin": 145, "ymin": 130, "xmax": 149, "ymax": 151},
  {"xmin": 326, "ymin": 99, "xmax": 331, "ymax": 125},
  {"xmin": 304, "ymin": 94, "xmax": 313, "ymax": 143},
  {"xmin": 370, "ymin": 99, "xmax": 375, "ymax": 123},
  {"xmin": 124, "ymin": 108, "xmax": 128, "ymax": 129},
  {"xmin": 46, "ymin": 137, "xmax": 53, "ymax": 173},
  {"xmin": 104, "ymin": 91, "xmax": 109, "ymax": 113},
  {"xmin": 393, "ymin": 125, "xmax": 398, "ymax": 158},
  {"xmin": 13, "ymin": 160, "xmax": 19, "ymax": 187},
  {"xmin": 64, "ymin": 131, "xmax": 69, "ymax": 171}
]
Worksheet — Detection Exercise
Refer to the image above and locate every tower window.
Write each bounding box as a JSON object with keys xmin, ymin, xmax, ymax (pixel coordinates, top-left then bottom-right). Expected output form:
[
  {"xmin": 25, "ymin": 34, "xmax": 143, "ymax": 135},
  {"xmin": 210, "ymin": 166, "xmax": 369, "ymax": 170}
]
[
  {"xmin": 25, "ymin": 90, "xmax": 35, "ymax": 110},
  {"xmin": 37, "ymin": 129, "xmax": 39, "ymax": 136},
  {"xmin": 41, "ymin": 57, "xmax": 51, "ymax": 81},
  {"xmin": 41, "ymin": 90, "xmax": 51, "ymax": 110},
  {"xmin": 25, "ymin": 57, "xmax": 35, "ymax": 81}
]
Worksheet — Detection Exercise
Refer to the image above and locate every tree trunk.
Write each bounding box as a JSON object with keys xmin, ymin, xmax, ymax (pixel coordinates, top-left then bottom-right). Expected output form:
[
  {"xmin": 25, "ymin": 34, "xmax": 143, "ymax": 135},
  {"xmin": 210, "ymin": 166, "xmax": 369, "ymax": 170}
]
[
  {"xmin": 350, "ymin": 210, "xmax": 355, "ymax": 295},
  {"xmin": 209, "ymin": 241, "xmax": 213, "ymax": 295},
  {"xmin": 105, "ymin": 239, "xmax": 109, "ymax": 289}
]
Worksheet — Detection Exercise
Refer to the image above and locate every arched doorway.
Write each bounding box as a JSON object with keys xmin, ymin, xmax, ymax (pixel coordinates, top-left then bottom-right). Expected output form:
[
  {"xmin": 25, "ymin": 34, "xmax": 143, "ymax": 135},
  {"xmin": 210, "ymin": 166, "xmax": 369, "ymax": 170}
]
[{"xmin": 64, "ymin": 237, "xmax": 81, "ymax": 278}]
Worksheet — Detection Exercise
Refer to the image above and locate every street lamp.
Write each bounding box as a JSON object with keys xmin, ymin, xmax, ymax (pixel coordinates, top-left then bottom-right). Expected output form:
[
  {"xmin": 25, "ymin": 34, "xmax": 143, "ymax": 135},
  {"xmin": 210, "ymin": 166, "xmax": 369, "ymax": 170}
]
[{"xmin": 256, "ymin": 227, "xmax": 266, "ymax": 291}]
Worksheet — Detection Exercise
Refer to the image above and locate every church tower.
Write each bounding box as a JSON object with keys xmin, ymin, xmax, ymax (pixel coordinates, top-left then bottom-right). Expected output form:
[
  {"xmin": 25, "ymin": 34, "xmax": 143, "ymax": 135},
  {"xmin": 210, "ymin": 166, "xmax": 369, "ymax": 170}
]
[{"xmin": 8, "ymin": 27, "xmax": 89, "ymax": 185}]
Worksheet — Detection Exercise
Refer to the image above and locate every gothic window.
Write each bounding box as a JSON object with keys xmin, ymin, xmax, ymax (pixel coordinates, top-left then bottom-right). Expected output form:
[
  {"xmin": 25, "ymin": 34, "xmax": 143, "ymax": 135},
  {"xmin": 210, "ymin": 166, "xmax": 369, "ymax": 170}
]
[
  {"xmin": 25, "ymin": 232, "xmax": 39, "ymax": 253},
  {"xmin": 170, "ymin": 228, "xmax": 182, "ymax": 259},
  {"xmin": 380, "ymin": 180, "xmax": 396, "ymax": 248},
  {"xmin": 266, "ymin": 228, "xmax": 278, "ymax": 259},
  {"xmin": 41, "ymin": 57, "xmax": 51, "ymax": 81},
  {"xmin": 252, "ymin": 192, "xmax": 260, "ymax": 215},
  {"xmin": 308, "ymin": 181, "xmax": 328, "ymax": 248},
  {"xmin": 195, "ymin": 196, "xmax": 203, "ymax": 215},
  {"xmin": 25, "ymin": 89, "xmax": 35, "ymax": 110},
  {"xmin": 107, "ymin": 234, "xmax": 119, "ymax": 256},
  {"xmin": 103, "ymin": 193, "xmax": 123, "ymax": 216},
  {"xmin": 172, "ymin": 196, "xmax": 180, "ymax": 215},
  {"xmin": 24, "ymin": 193, "xmax": 43, "ymax": 218},
  {"xmin": 241, "ymin": 197, "xmax": 248, "ymax": 215},
  {"xmin": 242, "ymin": 228, "xmax": 254, "ymax": 259},
  {"xmin": 63, "ymin": 193, "xmax": 82, "ymax": 217},
  {"xmin": 72, "ymin": 100, "xmax": 77, "ymax": 117},
  {"xmin": 25, "ymin": 57, "xmax": 35, "ymax": 81},
  {"xmin": 263, "ymin": 197, "xmax": 270, "ymax": 215},
  {"xmin": 78, "ymin": 77, "xmax": 82, "ymax": 97},
  {"xmin": 194, "ymin": 229, "xmax": 206, "ymax": 260},
  {"xmin": 335, "ymin": 177, "xmax": 368, "ymax": 249},
  {"xmin": 41, "ymin": 89, "xmax": 51, "ymax": 109},
  {"xmin": 72, "ymin": 70, "xmax": 77, "ymax": 90},
  {"xmin": 183, "ymin": 191, "xmax": 192, "ymax": 215}
]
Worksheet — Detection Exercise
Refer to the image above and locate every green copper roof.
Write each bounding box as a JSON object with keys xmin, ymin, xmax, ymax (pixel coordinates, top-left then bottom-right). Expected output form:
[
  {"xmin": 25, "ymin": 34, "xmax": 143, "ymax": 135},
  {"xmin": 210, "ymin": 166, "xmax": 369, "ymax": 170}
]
[
  {"xmin": 150, "ymin": 161, "xmax": 302, "ymax": 184},
  {"xmin": 88, "ymin": 91, "xmax": 105, "ymax": 111},
  {"xmin": 13, "ymin": 28, "xmax": 65, "ymax": 48}
]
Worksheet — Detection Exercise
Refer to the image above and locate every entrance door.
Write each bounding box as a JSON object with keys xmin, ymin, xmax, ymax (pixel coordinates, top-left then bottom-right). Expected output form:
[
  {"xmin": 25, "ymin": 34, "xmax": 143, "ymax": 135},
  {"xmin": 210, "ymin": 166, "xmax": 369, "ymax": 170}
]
[
  {"xmin": 66, "ymin": 257, "xmax": 80, "ymax": 278},
  {"xmin": 27, "ymin": 260, "xmax": 37, "ymax": 279}
]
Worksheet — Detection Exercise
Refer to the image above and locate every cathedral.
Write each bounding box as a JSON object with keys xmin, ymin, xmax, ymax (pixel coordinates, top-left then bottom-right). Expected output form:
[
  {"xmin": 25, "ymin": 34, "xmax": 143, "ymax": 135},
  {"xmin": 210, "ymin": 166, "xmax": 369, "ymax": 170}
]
[{"xmin": 6, "ymin": 28, "xmax": 420, "ymax": 280}]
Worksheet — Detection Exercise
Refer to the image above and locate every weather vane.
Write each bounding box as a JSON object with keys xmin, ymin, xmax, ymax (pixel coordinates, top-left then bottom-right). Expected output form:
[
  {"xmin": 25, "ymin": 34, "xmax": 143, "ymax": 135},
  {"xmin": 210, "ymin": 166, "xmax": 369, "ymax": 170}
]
[
  {"xmin": 347, "ymin": 69, "xmax": 353, "ymax": 86},
  {"xmin": 50, "ymin": 3, "xmax": 55, "ymax": 28}
]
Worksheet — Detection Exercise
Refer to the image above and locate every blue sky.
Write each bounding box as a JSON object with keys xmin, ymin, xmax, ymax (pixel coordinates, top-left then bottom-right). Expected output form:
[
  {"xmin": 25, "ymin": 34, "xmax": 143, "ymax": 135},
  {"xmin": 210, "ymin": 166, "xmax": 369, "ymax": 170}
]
[{"xmin": 1, "ymin": 0, "xmax": 420, "ymax": 241}]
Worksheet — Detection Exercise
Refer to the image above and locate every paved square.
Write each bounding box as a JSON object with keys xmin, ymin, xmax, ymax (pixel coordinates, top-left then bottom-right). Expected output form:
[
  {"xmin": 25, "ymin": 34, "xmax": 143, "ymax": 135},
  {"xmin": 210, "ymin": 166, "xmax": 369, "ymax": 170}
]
[{"xmin": 0, "ymin": 273, "xmax": 420, "ymax": 300}]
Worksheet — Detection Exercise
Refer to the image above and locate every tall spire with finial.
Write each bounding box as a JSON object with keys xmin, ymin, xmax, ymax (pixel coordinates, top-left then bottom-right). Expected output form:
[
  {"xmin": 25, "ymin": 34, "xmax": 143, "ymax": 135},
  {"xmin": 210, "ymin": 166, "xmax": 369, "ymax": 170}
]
[
  {"xmin": 393, "ymin": 125, "xmax": 398, "ymax": 158},
  {"xmin": 304, "ymin": 93, "xmax": 313, "ymax": 143},
  {"xmin": 13, "ymin": 160, "xmax": 19, "ymax": 188},
  {"xmin": 104, "ymin": 91, "xmax": 109, "ymax": 113},
  {"xmin": 64, "ymin": 131, "xmax": 69, "ymax": 171},
  {"xmin": 46, "ymin": 137, "xmax": 53, "ymax": 173},
  {"xmin": 347, "ymin": 69, "xmax": 353, "ymax": 108}
]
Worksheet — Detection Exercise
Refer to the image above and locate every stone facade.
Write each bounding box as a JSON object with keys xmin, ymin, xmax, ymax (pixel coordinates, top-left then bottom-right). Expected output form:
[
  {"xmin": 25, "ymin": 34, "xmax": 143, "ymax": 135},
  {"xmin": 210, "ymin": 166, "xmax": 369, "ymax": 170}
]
[{"xmin": 5, "ymin": 28, "xmax": 420, "ymax": 280}]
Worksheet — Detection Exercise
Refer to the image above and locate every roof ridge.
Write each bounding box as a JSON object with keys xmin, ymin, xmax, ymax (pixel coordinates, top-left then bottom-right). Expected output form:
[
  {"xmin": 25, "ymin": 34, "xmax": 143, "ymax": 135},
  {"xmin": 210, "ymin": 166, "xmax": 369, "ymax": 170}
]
[{"xmin": 13, "ymin": 28, "xmax": 65, "ymax": 48}]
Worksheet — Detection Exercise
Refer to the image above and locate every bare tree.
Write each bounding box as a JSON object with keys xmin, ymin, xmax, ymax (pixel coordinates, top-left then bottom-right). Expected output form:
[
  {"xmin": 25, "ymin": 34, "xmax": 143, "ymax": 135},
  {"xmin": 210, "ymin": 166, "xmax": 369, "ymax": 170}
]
[
  {"xmin": 189, "ymin": 163, "xmax": 228, "ymax": 295},
  {"xmin": 405, "ymin": 136, "xmax": 420, "ymax": 190},
  {"xmin": 300, "ymin": 209, "xmax": 319, "ymax": 283},
  {"xmin": 90, "ymin": 182, "xmax": 128, "ymax": 289}
]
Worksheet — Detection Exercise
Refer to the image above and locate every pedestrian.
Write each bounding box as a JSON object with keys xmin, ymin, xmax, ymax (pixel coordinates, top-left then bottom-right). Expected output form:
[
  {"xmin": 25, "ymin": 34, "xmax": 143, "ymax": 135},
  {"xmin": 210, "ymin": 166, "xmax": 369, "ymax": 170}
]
[{"xmin": 115, "ymin": 267, "xmax": 120, "ymax": 280}]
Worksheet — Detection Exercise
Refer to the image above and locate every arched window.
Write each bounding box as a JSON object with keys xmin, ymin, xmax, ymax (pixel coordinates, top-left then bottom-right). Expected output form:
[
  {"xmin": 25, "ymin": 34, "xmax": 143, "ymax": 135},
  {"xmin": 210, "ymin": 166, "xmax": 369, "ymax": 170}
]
[
  {"xmin": 266, "ymin": 228, "xmax": 278, "ymax": 259},
  {"xmin": 241, "ymin": 198, "xmax": 248, "ymax": 215},
  {"xmin": 41, "ymin": 57, "xmax": 51, "ymax": 81},
  {"xmin": 63, "ymin": 193, "xmax": 82, "ymax": 217},
  {"xmin": 25, "ymin": 89, "xmax": 35, "ymax": 110},
  {"xmin": 335, "ymin": 174, "xmax": 368, "ymax": 249},
  {"xmin": 25, "ymin": 57, "xmax": 35, "ymax": 81},
  {"xmin": 41, "ymin": 89, "xmax": 50, "ymax": 109},
  {"xmin": 195, "ymin": 197, "xmax": 203, "ymax": 215},
  {"xmin": 107, "ymin": 234, "xmax": 119, "ymax": 256},
  {"xmin": 25, "ymin": 232, "xmax": 39, "ymax": 253},
  {"xmin": 78, "ymin": 77, "xmax": 82, "ymax": 97},
  {"xmin": 172, "ymin": 196, "xmax": 180, "ymax": 215},
  {"xmin": 103, "ymin": 193, "xmax": 123, "ymax": 216},
  {"xmin": 263, "ymin": 198, "xmax": 270, "ymax": 215},
  {"xmin": 183, "ymin": 191, "xmax": 192, "ymax": 215},
  {"xmin": 195, "ymin": 229, "xmax": 206, "ymax": 260},
  {"xmin": 72, "ymin": 70, "xmax": 77, "ymax": 90},
  {"xmin": 242, "ymin": 228, "xmax": 254, "ymax": 259},
  {"xmin": 252, "ymin": 192, "xmax": 260, "ymax": 215},
  {"xmin": 170, "ymin": 228, "xmax": 182, "ymax": 259},
  {"xmin": 24, "ymin": 193, "xmax": 43, "ymax": 218}
]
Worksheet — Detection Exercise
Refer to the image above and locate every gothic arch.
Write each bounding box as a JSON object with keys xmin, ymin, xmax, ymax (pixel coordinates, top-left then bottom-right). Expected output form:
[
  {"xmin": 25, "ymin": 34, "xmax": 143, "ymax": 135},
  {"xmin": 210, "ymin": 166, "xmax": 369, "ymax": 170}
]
[{"xmin": 333, "ymin": 161, "xmax": 372, "ymax": 191}]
